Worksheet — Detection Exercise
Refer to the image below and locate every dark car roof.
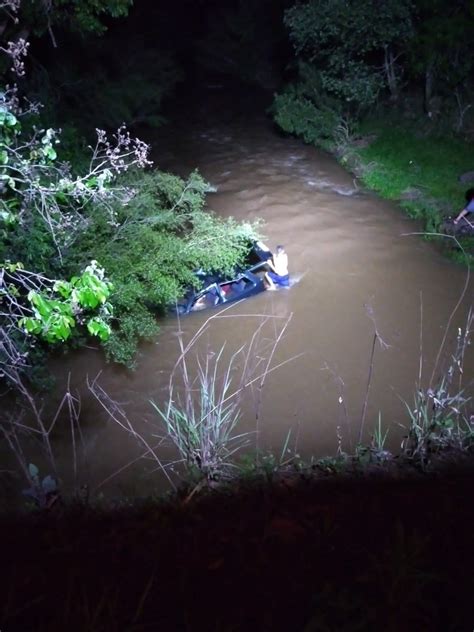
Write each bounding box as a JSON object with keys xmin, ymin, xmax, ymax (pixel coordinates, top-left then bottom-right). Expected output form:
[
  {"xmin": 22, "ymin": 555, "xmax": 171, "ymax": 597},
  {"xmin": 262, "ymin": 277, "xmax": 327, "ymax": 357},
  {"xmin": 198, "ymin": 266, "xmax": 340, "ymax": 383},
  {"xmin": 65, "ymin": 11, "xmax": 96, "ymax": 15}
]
[{"xmin": 177, "ymin": 242, "xmax": 272, "ymax": 315}]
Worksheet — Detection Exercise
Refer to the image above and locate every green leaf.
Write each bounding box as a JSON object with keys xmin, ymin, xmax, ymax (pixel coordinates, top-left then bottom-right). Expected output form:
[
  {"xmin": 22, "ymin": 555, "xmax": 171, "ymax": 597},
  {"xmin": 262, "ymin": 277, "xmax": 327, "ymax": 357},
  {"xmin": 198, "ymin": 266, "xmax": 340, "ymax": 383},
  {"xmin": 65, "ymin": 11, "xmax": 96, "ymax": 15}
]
[
  {"xmin": 45, "ymin": 146, "xmax": 57, "ymax": 161},
  {"xmin": 5, "ymin": 112, "xmax": 17, "ymax": 127},
  {"xmin": 0, "ymin": 110, "xmax": 17, "ymax": 127},
  {"xmin": 53, "ymin": 320, "xmax": 70, "ymax": 340},
  {"xmin": 53, "ymin": 280, "xmax": 72, "ymax": 299},
  {"xmin": 28, "ymin": 463, "xmax": 39, "ymax": 478},
  {"xmin": 77, "ymin": 286, "xmax": 100, "ymax": 308},
  {"xmin": 0, "ymin": 209, "xmax": 15, "ymax": 224},
  {"xmin": 86, "ymin": 176, "xmax": 99, "ymax": 188},
  {"xmin": 19, "ymin": 316, "xmax": 43, "ymax": 334},
  {"xmin": 87, "ymin": 317, "xmax": 111, "ymax": 341},
  {"xmin": 28, "ymin": 291, "xmax": 52, "ymax": 318}
]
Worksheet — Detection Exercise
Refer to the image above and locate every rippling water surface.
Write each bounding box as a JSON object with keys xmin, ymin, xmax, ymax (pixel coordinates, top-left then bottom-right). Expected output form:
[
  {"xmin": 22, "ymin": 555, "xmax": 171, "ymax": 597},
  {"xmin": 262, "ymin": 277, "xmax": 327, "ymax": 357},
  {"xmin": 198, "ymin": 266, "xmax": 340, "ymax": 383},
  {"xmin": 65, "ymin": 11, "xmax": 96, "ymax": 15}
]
[{"xmin": 39, "ymin": 103, "xmax": 474, "ymax": 496}]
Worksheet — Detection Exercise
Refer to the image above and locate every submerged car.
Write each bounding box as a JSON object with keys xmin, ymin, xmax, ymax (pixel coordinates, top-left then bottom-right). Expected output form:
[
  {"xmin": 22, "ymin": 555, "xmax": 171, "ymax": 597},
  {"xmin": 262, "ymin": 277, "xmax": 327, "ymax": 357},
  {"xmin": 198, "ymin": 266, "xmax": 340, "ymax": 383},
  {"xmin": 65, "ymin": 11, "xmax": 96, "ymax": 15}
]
[{"xmin": 176, "ymin": 241, "xmax": 273, "ymax": 315}]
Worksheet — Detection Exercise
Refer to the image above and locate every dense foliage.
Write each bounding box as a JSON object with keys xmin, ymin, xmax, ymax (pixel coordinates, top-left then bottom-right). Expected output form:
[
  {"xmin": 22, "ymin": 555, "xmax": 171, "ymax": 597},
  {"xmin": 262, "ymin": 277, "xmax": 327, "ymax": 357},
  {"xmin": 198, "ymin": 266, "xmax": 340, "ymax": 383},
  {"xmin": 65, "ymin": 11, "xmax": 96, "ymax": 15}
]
[
  {"xmin": 30, "ymin": 34, "xmax": 184, "ymax": 135},
  {"xmin": 0, "ymin": 0, "xmax": 260, "ymax": 393},
  {"xmin": 273, "ymin": 0, "xmax": 474, "ymax": 139},
  {"xmin": 68, "ymin": 169, "xmax": 259, "ymax": 365},
  {"xmin": 284, "ymin": 0, "xmax": 414, "ymax": 109},
  {"xmin": 271, "ymin": 61, "xmax": 343, "ymax": 148},
  {"xmin": 16, "ymin": 0, "xmax": 133, "ymax": 38},
  {"xmin": 271, "ymin": 0, "xmax": 474, "ymax": 256}
]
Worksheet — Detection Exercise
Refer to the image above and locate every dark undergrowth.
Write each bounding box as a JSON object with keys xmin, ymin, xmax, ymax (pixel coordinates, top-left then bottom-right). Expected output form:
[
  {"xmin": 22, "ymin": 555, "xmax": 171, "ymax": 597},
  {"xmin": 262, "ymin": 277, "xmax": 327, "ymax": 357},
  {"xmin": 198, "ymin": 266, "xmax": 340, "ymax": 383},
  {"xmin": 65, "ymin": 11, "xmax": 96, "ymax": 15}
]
[{"xmin": 1, "ymin": 457, "xmax": 474, "ymax": 632}]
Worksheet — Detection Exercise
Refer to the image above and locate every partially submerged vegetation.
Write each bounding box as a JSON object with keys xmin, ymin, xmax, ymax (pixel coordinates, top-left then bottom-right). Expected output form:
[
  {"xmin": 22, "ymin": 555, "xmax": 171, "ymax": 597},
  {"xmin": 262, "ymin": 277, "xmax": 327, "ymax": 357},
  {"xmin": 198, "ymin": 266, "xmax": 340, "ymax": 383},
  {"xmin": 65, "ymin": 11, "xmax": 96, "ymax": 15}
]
[
  {"xmin": 2, "ymin": 299, "xmax": 473, "ymax": 628},
  {"xmin": 0, "ymin": 1, "xmax": 261, "ymax": 505},
  {"xmin": 1, "ymin": 0, "xmax": 472, "ymax": 506},
  {"xmin": 0, "ymin": 2, "xmax": 473, "ymax": 628},
  {"xmin": 115, "ymin": 307, "xmax": 473, "ymax": 486}
]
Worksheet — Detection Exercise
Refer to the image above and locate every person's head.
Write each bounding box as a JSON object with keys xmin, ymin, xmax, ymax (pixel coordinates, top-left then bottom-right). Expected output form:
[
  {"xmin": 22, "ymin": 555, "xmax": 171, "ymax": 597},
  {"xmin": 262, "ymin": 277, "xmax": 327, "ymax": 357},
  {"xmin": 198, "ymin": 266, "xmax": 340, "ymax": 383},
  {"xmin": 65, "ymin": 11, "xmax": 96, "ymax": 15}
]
[
  {"xmin": 276, "ymin": 245, "xmax": 285, "ymax": 254},
  {"xmin": 465, "ymin": 188, "xmax": 474, "ymax": 203}
]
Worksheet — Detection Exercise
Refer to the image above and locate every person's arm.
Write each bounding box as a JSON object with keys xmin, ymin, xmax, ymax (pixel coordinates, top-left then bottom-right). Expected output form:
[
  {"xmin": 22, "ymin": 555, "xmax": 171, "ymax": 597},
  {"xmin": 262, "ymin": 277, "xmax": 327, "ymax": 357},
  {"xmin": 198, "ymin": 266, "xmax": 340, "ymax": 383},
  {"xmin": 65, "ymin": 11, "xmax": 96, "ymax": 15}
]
[
  {"xmin": 266, "ymin": 257, "xmax": 276, "ymax": 272},
  {"xmin": 454, "ymin": 208, "xmax": 468, "ymax": 224}
]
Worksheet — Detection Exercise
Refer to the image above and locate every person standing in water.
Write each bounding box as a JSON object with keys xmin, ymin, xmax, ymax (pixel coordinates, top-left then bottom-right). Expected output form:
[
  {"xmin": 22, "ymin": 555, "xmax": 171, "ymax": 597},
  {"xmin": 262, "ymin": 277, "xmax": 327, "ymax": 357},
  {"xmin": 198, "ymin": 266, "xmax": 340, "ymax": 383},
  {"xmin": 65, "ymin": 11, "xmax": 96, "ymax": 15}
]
[{"xmin": 264, "ymin": 245, "xmax": 290, "ymax": 290}]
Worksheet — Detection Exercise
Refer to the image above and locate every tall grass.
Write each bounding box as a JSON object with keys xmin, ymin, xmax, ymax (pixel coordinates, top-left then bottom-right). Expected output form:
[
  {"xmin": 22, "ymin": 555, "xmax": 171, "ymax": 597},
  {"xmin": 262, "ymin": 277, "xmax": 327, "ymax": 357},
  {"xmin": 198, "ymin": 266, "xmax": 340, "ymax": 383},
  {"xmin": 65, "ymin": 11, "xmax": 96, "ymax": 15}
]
[
  {"xmin": 88, "ymin": 303, "xmax": 300, "ymax": 487},
  {"xmin": 150, "ymin": 344, "xmax": 248, "ymax": 480},
  {"xmin": 401, "ymin": 308, "xmax": 473, "ymax": 467},
  {"xmin": 0, "ymin": 373, "xmax": 83, "ymax": 507},
  {"xmin": 149, "ymin": 305, "xmax": 297, "ymax": 482}
]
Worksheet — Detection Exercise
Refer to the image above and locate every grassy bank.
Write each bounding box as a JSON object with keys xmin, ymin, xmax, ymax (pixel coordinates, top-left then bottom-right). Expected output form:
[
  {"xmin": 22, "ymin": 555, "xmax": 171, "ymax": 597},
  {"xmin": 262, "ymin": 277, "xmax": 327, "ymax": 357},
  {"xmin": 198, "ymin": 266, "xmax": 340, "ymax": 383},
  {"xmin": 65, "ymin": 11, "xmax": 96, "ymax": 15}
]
[
  {"xmin": 272, "ymin": 93, "xmax": 474, "ymax": 262},
  {"xmin": 337, "ymin": 115, "xmax": 474, "ymax": 262}
]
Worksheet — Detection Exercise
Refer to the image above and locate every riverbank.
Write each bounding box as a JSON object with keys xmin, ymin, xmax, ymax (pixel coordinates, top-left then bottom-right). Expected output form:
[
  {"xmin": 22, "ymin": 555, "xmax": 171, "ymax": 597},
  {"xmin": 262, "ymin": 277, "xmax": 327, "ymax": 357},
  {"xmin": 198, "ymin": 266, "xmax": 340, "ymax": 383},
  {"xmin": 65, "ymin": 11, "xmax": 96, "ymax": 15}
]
[
  {"xmin": 1, "ymin": 458, "xmax": 474, "ymax": 631},
  {"xmin": 333, "ymin": 115, "xmax": 474, "ymax": 264}
]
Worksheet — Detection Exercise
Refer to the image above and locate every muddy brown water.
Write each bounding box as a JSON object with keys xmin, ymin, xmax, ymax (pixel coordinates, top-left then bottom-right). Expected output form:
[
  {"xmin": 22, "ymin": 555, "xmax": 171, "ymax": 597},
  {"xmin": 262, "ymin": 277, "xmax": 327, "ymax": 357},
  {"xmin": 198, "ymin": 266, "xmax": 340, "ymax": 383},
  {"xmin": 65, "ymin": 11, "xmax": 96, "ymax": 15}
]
[{"xmin": 12, "ymin": 108, "xmax": 474, "ymax": 499}]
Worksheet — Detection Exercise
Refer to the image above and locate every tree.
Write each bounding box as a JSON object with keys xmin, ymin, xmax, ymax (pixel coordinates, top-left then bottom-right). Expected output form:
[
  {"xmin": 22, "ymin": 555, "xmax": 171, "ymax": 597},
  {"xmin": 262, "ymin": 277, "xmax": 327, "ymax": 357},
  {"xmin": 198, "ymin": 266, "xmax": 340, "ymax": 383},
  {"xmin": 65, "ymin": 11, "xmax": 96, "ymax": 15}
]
[
  {"xmin": 196, "ymin": 0, "xmax": 289, "ymax": 90},
  {"xmin": 0, "ymin": 0, "xmax": 149, "ymax": 388},
  {"xmin": 408, "ymin": 0, "xmax": 474, "ymax": 123},
  {"xmin": 0, "ymin": 0, "xmax": 133, "ymax": 83},
  {"xmin": 284, "ymin": 0, "xmax": 414, "ymax": 109},
  {"xmin": 12, "ymin": 0, "xmax": 132, "ymax": 41}
]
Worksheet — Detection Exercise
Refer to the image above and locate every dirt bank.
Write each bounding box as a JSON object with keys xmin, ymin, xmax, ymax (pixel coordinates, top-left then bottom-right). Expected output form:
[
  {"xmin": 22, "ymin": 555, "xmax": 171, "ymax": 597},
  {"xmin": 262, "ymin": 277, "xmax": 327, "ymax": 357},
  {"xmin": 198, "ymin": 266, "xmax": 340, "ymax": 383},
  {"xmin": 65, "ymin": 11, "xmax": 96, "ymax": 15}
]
[{"xmin": 2, "ymin": 462, "xmax": 474, "ymax": 631}]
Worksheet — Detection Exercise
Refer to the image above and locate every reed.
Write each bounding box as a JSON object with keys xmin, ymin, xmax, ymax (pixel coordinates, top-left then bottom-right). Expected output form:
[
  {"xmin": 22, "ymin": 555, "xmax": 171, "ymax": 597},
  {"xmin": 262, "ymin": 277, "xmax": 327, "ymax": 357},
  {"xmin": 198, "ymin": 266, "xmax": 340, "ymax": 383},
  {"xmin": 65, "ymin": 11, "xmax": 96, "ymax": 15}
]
[
  {"xmin": 401, "ymin": 309, "xmax": 473, "ymax": 466},
  {"xmin": 149, "ymin": 304, "xmax": 297, "ymax": 481}
]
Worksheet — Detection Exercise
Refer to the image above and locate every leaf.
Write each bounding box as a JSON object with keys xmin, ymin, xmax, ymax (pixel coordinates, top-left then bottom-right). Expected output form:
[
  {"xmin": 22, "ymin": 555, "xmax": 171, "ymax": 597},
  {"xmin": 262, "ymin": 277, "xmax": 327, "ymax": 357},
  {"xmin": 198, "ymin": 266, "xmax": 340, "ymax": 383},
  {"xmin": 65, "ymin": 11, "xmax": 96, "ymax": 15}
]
[
  {"xmin": 53, "ymin": 280, "xmax": 72, "ymax": 299},
  {"xmin": 45, "ymin": 146, "xmax": 57, "ymax": 161},
  {"xmin": 19, "ymin": 316, "xmax": 42, "ymax": 334},
  {"xmin": 50, "ymin": 314, "xmax": 74, "ymax": 341},
  {"xmin": 28, "ymin": 463, "xmax": 39, "ymax": 478},
  {"xmin": 87, "ymin": 317, "xmax": 111, "ymax": 341},
  {"xmin": 0, "ymin": 209, "xmax": 15, "ymax": 224},
  {"xmin": 54, "ymin": 191, "xmax": 69, "ymax": 205},
  {"xmin": 29, "ymin": 292, "xmax": 52, "ymax": 318},
  {"xmin": 85, "ymin": 176, "xmax": 99, "ymax": 188},
  {"xmin": 0, "ymin": 110, "xmax": 17, "ymax": 127},
  {"xmin": 77, "ymin": 286, "xmax": 100, "ymax": 308},
  {"xmin": 5, "ymin": 112, "xmax": 17, "ymax": 127}
]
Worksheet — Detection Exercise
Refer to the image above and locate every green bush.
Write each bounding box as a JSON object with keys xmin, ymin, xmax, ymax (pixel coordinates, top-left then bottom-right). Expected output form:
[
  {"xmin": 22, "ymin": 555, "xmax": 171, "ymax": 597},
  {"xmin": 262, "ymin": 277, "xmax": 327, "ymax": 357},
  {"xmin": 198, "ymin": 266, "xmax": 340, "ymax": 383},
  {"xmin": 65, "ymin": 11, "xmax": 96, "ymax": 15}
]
[
  {"xmin": 272, "ymin": 91, "xmax": 340, "ymax": 147},
  {"xmin": 69, "ymin": 169, "xmax": 261, "ymax": 366}
]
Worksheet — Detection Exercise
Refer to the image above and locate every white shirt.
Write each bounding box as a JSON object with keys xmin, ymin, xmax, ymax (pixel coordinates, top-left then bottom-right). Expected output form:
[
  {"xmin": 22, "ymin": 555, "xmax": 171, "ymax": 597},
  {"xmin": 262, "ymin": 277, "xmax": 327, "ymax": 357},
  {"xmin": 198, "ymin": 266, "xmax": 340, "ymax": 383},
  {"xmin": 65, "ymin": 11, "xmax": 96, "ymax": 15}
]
[{"xmin": 273, "ymin": 251, "xmax": 288, "ymax": 276}]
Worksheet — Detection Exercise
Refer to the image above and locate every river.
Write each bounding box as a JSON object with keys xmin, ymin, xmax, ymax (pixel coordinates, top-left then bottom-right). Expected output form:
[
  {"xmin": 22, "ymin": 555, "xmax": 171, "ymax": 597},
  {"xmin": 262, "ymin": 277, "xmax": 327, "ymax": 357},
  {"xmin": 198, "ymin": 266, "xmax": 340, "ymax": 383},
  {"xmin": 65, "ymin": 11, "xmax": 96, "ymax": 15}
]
[{"xmin": 23, "ymin": 94, "xmax": 474, "ymax": 498}]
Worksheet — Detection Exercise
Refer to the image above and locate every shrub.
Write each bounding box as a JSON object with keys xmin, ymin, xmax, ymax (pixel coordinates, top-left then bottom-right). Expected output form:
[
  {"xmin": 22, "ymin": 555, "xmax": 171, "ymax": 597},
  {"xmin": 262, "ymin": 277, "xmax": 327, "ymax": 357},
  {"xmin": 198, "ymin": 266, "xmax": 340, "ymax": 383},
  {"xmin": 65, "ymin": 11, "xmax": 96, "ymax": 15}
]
[
  {"xmin": 272, "ymin": 91, "xmax": 340, "ymax": 147},
  {"xmin": 69, "ymin": 169, "xmax": 261, "ymax": 365}
]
